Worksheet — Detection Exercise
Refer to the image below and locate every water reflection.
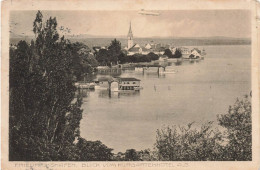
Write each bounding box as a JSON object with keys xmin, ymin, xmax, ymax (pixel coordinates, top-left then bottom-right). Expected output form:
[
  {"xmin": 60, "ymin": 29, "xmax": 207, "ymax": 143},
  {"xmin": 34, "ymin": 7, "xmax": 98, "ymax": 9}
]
[
  {"xmin": 75, "ymin": 88, "xmax": 95, "ymax": 98},
  {"xmin": 97, "ymin": 89, "xmax": 140, "ymax": 98},
  {"xmin": 174, "ymin": 60, "xmax": 182, "ymax": 66}
]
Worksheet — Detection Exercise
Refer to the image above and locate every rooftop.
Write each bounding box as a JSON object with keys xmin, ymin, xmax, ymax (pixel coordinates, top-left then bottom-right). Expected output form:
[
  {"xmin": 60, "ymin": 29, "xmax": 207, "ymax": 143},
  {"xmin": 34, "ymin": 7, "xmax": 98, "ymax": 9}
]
[
  {"xmin": 119, "ymin": 77, "xmax": 140, "ymax": 81},
  {"xmin": 98, "ymin": 77, "xmax": 114, "ymax": 82},
  {"xmin": 128, "ymin": 45, "xmax": 141, "ymax": 52}
]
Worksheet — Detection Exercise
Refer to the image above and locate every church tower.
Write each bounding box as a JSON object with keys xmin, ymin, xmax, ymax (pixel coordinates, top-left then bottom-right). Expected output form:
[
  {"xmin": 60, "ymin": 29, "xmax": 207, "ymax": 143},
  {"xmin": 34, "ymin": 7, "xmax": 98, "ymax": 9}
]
[{"xmin": 127, "ymin": 22, "xmax": 134, "ymax": 49}]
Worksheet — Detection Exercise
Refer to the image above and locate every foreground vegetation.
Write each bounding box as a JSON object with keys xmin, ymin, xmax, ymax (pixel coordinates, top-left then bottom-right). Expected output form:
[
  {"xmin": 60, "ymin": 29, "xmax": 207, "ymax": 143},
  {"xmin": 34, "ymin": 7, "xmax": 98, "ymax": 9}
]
[
  {"xmin": 113, "ymin": 96, "xmax": 251, "ymax": 161},
  {"xmin": 10, "ymin": 11, "xmax": 251, "ymax": 161},
  {"xmin": 9, "ymin": 11, "xmax": 113, "ymax": 161},
  {"xmin": 155, "ymin": 96, "xmax": 251, "ymax": 161},
  {"xmin": 164, "ymin": 48, "xmax": 182, "ymax": 58}
]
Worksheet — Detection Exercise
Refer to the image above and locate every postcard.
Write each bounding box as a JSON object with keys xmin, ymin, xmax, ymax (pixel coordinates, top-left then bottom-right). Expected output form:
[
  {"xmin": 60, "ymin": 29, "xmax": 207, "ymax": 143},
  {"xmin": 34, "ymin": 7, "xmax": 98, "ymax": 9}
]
[{"xmin": 1, "ymin": 0, "xmax": 260, "ymax": 169}]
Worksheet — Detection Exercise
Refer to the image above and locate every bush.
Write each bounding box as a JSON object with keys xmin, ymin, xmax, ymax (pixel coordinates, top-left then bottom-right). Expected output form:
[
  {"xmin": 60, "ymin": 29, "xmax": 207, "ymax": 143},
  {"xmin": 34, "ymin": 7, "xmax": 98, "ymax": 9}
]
[
  {"xmin": 155, "ymin": 122, "xmax": 223, "ymax": 161},
  {"xmin": 154, "ymin": 96, "xmax": 251, "ymax": 161},
  {"xmin": 76, "ymin": 138, "xmax": 113, "ymax": 161},
  {"xmin": 217, "ymin": 96, "xmax": 251, "ymax": 160}
]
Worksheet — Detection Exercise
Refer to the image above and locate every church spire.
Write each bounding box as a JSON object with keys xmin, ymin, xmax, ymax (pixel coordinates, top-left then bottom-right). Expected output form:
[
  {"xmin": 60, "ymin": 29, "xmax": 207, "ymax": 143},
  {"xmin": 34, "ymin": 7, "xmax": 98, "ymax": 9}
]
[
  {"xmin": 127, "ymin": 21, "xmax": 133, "ymax": 38},
  {"xmin": 127, "ymin": 21, "xmax": 134, "ymax": 49}
]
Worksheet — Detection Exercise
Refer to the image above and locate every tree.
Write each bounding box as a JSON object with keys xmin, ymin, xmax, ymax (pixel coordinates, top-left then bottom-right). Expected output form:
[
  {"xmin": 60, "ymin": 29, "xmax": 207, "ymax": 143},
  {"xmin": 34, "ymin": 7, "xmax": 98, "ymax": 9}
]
[
  {"xmin": 154, "ymin": 96, "xmax": 252, "ymax": 161},
  {"xmin": 9, "ymin": 10, "xmax": 83, "ymax": 161},
  {"xmin": 138, "ymin": 149, "xmax": 158, "ymax": 161},
  {"xmin": 96, "ymin": 49, "xmax": 110, "ymax": 66},
  {"xmin": 108, "ymin": 39, "xmax": 121, "ymax": 65},
  {"xmin": 217, "ymin": 96, "xmax": 251, "ymax": 160},
  {"xmin": 147, "ymin": 52, "xmax": 159, "ymax": 61},
  {"xmin": 118, "ymin": 52, "xmax": 127, "ymax": 64},
  {"xmin": 125, "ymin": 149, "xmax": 141, "ymax": 161},
  {"xmin": 76, "ymin": 138, "xmax": 113, "ymax": 161},
  {"xmin": 173, "ymin": 48, "xmax": 182, "ymax": 58},
  {"xmin": 70, "ymin": 42, "xmax": 98, "ymax": 81},
  {"xmin": 155, "ymin": 122, "xmax": 222, "ymax": 161},
  {"xmin": 113, "ymin": 152, "xmax": 125, "ymax": 161},
  {"xmin": 163, "ymin": 49, "xmax": 173, "ymax": 58},
  {"xmin": 113, "ymin": 149, "xmax": 157, "ymax": 161}
]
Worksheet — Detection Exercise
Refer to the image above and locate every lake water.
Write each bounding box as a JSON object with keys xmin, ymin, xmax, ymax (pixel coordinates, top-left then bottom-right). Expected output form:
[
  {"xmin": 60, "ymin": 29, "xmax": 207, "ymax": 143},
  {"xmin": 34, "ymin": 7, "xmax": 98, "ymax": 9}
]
[{"xmin": 80, "ymin": 45, "xmax": 251, "ymax": 153}]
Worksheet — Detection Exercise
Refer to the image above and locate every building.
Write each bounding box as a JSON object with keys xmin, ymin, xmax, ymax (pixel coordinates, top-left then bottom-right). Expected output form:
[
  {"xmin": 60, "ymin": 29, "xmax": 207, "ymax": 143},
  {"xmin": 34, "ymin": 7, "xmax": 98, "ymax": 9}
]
[
  {"xmin": 97, "ymin": 76, "xmax": 113, "ymax": 88},
  {"xmin": 145, "ymin": 43, "xmax": 152, "ymax": 49},
  {"xmin": 93, "ymin": 46, "xmax": 101, "ymax": 53},
  {"xmin": 189, "ymin": 48, "xmax": 202, "ymax": 59},
  {"xmin": 95, "ymin": 77, "xmax": 141, "ymax": 91},
  {"xmin": 141, "ymin": 47, "xmax": 150, "ymax": 55},
  {"xmin": 191, "ymin": 48, "xmax": 201, "ymax": 54},
  {"xmin": 127, "ymin": 44, "xmax": 142, "ymax": 55},
  {"xmin": 125, "ymin": 23, "xmax": 173, "ymax": 56},
  {"xmin": 171, "ymin": 47, "xmax": 177, "ymax": 54},
  {"xmin": 127, "ymin": 22, "xmax": 134, "ymax": 49},
  {"xmin": 180, "ymin": 47, "xmax": 191, "ymax": 59},
  {"xmin": 118, "ymin": 78, "xmax": 141, "ymax": 91}
]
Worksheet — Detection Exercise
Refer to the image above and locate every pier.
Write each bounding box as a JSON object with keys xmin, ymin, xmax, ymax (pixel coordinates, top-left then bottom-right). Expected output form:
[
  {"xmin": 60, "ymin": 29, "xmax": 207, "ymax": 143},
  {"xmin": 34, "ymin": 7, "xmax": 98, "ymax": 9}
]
[{"xmin": 134, "ymin": 64, "xmax": 166, "ymax": 76}]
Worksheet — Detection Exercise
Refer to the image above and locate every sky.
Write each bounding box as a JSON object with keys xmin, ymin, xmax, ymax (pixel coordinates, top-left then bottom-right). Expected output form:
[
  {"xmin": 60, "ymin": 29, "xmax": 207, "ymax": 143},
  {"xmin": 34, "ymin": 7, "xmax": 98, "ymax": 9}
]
[{"xmin": 10, "ymin": 10, "xmax": 251, "ymax": 38}]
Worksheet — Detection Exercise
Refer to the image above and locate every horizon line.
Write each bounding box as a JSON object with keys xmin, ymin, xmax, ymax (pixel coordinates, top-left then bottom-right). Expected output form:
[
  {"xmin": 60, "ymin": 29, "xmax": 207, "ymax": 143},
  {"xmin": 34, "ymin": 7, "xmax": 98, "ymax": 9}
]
[{"xmin": 10, "ymin": 33, "xmax": 251, "ymax": 40}]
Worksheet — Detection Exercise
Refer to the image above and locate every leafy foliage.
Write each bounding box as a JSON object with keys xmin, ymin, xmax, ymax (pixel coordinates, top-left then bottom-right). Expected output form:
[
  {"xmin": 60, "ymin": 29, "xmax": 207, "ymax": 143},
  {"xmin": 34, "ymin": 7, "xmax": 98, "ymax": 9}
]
[
  {"xmin": 164, "ymin": 48, "xmax": 182, "ymax": 58},
  {"xmin": 96, "ymin": 39, "xmax": 122, "ymax": 66},
  {"xmin": 96, "ymin": 49, "xmax": 111, "ymax": 66},
  {"xmin": 155, "ymin": 122, "xmax": 223, "ymax": 161},
  {"xmin": 154, "ymin": 96, "xmax": 251, "ymax": 161},
  {"xmin": 70, "ymin": 42, "xmax": 98, "ymax": 81},
  {"xmin": 9, "ymin": 10, "xmax": 110, "ymax": 161},
  {"xmin": 113, "ymin": 149, "xmax": 157, "ymax": 161},
  {"xmin": 118, "ymin": 52, "xmax": 159, "ymax": 64},
  {"xmin": 217, "ymin": 96, "xmax": 251, "ymax": 160},
  {"xmin": 76, "ymin": 138, "xmax": 113, "ymax": 161},
  {"xmin": 108, "ymin": 39, "xmax": 121, "ymax": 64},
  {"xmin": 173, "ymin": 48, "xmax": 182, "ymax": 58},
  {"xmin": 147, "ymin": 52, "xmax": 160, "ymax": 61},
  {"xmin": 124, "ymin": 149, "xmax": 140, "ymax": 161},
  {"xmin": 163, "ymin": 49, "xmax": 173, "ymax": 58}
]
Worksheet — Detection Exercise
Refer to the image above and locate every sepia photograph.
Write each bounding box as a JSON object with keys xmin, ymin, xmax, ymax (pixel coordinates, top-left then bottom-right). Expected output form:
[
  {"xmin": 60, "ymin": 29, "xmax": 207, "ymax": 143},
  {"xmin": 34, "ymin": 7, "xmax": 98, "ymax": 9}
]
[{"xmin": 2, "ymin": 0, "xmax": 260, "ymax": 169}]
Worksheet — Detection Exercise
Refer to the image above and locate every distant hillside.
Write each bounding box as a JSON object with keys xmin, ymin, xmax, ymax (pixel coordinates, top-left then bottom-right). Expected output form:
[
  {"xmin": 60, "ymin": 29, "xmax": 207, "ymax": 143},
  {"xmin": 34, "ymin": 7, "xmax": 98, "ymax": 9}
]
[{"xmin": 10, "ymin": 34, "xmax": 251, "ymax": 47}]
